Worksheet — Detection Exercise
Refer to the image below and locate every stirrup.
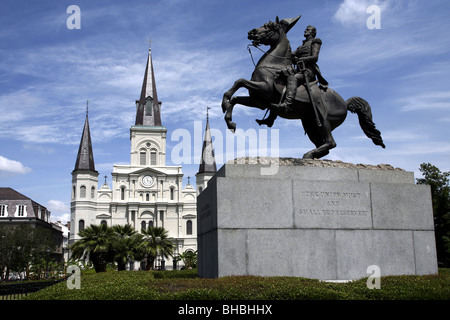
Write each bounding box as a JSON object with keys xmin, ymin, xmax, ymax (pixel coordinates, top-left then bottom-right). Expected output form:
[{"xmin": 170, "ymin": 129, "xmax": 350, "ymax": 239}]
[
  {"xmin": 256, "ymin": 118, "xmax": 274, "ymax": 127},
  {"xmin": 273, "ymin": 101, "xmax": 293, "ymax": 112}
]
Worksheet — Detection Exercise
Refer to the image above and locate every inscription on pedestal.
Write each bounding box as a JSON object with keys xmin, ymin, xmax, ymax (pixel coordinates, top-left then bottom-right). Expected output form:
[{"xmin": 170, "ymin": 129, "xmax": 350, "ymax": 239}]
[{"xmin": 293, "ymin": 181, "xmax": 372, "ymax": 229}]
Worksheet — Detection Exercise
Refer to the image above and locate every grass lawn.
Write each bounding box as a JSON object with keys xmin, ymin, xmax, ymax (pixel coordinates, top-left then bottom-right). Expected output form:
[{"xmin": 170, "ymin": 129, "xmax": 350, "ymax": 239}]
[{"xmin": 22, "ymin": 268, "xmax": 450, "ymax": 300}]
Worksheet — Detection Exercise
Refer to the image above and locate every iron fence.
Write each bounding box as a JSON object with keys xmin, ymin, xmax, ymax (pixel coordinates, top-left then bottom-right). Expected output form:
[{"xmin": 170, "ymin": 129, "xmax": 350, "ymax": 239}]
[{"xmin": 0, "ymin": 279, "xmax": 64, "ymax": 300}]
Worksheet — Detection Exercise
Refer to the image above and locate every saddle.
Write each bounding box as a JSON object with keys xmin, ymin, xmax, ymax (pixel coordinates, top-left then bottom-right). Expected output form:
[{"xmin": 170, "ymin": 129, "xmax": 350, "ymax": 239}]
[
  {"xmin": 259, "ymin": 79, "xmax": 328, "ymax": 127},
  {"xmin": 294, "ymin": 80, "xmax": 325, "ymax": 104},
  {"xmin": 297, "ymin": 81, "xmax": 328, "ymax": 119}
]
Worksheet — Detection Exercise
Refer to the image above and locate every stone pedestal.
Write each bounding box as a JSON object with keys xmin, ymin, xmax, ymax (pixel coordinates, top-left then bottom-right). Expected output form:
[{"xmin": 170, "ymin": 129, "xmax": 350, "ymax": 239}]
[{"xmin": 197, "ymin": 158, "xmax": 438, "ymax": 280}]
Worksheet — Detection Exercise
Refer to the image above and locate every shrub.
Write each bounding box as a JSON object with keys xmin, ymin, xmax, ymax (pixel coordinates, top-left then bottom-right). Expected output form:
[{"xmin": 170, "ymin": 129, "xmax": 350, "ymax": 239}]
[{"xmin": 23, "ymin": 268, "xmax": 450, "ymax": 300}]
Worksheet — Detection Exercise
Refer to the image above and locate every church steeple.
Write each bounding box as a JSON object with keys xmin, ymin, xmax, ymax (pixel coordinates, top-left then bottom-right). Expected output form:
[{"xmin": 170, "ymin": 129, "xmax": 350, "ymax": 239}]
[
  {"xmin": 198, "ymin": 107, "xmax": 217, "ymax": 174},
  {"xmin": 130, "ymin": 48, "xmax": 167, "ymax": 167},
  {"xmin": 135, "ymin": 48, "xmax": 162, "ymax": 126},
  {"xmin": 196, "ymin": 107, "xmax": 216, "ymax": 195},
  {"xmin": 73, "ymin": 101, "xmax": 97, "ymax": 173}
]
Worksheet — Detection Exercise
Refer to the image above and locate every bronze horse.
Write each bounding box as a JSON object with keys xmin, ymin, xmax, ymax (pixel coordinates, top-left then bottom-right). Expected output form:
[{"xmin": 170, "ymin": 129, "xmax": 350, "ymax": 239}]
[{"xmin": 221, "ymin": 16, "xmax": 385, "ymax": 159}]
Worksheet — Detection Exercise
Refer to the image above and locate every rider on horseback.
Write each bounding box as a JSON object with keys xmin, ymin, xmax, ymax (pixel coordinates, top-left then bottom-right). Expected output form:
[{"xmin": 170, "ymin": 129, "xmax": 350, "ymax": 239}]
[
  {"xmin": 223, "ymin": 17, "xmax": 385, "ymax": 159},
  {"xmin": 256, "ymin": 25, "xmax": 328, "ymax": 127},
  {"xmin": 279, "ymin": 25, "xmax": 328, "ymax": 112}
]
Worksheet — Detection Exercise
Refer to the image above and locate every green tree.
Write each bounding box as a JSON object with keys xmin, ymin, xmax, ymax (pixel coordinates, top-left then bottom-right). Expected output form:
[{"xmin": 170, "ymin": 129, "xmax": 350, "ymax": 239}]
[
  {"xmin": 417, "ymin": 163, "xmax": 450, "ymax": 267},
  {"xmin": 0, "ymin": 224, "xmax": 55, "ymax": 281},
  {"xmin": 140, "ymin": 226, "xmax": 174, "ymax": 270},
  {"xmin": 112, "ymin": 224, "xmax": 141, "ymax": 271},
  {"xmin": 70, "ymin": 224, "xmax": 116, "ymax": 273},
  {"xmin": 179, "ymin": 250, "xmax": 198, "ymax": 269},
  {"xmin": 0, "ymin": 225, "xmax": 15, "ymax": 280}
]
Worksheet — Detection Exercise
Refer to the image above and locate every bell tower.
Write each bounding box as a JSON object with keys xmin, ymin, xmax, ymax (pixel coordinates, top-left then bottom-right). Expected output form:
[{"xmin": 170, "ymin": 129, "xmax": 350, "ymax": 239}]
[
  {"xmin": 196, "ymin": 107, "xmax": 217, "ymax": 194},
  {"xmin": 70, "ymin": 102, "xmax": 99, "ymax": 243},
  {"xmin": 130, "ymin": 48, "xmax": 167, "ymax": 167}
]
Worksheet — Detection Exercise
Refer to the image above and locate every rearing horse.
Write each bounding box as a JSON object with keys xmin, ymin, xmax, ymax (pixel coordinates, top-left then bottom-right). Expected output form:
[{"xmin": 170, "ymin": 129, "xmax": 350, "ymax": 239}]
[{"xmin": 221, "ymin": 16, "xmax": 385, "ymax": 159}]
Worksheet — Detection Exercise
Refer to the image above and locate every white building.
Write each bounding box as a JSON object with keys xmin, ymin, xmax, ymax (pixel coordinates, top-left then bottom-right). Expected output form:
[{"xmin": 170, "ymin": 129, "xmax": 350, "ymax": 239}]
[{"xmin": 69, "ymin": 48, "xmax": 216, "ymax": 269}]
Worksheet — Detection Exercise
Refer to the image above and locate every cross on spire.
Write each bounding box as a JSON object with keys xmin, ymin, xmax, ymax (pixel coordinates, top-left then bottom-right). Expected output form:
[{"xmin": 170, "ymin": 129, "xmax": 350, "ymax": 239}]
[{"xmin": 80, "ymin": 145, "xmax": 88, "ymax": 162}]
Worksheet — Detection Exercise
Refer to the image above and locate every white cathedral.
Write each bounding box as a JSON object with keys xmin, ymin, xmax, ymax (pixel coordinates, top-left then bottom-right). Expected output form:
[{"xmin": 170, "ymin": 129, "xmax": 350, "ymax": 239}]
[{"xmin": 69, "ymin": 48, "xmax": 217, "ymax": 269}]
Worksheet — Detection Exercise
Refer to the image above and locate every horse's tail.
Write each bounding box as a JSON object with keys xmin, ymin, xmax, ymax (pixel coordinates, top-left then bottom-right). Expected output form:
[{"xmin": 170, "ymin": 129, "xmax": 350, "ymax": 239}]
[{"xmin": 346, "ymin": 97, "xmax": 385, "ymax": 148}]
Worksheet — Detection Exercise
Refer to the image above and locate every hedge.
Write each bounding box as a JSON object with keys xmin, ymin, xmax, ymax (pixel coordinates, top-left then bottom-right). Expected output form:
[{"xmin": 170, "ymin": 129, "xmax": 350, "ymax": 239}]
[{"xmin": 23, "ymin": 268, "xmax": 450, "ymax": 300}]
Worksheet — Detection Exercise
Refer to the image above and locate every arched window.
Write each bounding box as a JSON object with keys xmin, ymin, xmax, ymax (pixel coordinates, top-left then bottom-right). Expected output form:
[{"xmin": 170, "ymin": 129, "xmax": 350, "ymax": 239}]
[
  {"xmin": 80, "ymin": 186, "xmax": 86, "ymax": 198},
  {"xmin": 149, "ymin": 220, "xmax": 154, "ymax": 228},
  {"xmin": 150, "ymin": 149, "xmax": 157, "ymax": 166},
  {"xmin": 140, "ymin": 149, "xmax": 146, "ymax": 165},
  {"xmin": 91, "ymin": 186, "xmax": 95, "ymax": 198},
  {"xmin": 141, "ymin": 220, "xmax": 146, "ymax": 232},
  {"xmin": 79, "ymin": 219, "xmax": 85, "ymax": 231},
  {"xmin": 170, "ymin": 187, "xmax": 175, "ymax": 201},
  {"xmin": 198, "ymin": 187, "xmax": 203, "ymax": 194},
  {"xmin": 101, "ymin": 220, "xmax": 107, "ymax": 227},
  {"xmin": 186, "ymin": 220, "xmax": 192, "ymax": 235},
  {"xmin": 121, "ymin": 186, "xmax": 125, "ymax": 200},
  {"xmin": 146, "ymin": 193, "xmax": 150, "ymax": 201},
  {"xmin": 72, "ymin": 186, "xmax": 76, "ymax": 199}
]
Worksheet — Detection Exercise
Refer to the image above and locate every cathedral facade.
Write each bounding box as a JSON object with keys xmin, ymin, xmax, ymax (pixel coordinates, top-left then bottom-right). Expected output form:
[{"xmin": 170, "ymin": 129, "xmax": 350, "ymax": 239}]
[{"xmin": 69, "ymin": 49, "xmax": 216, "ymax": 269}]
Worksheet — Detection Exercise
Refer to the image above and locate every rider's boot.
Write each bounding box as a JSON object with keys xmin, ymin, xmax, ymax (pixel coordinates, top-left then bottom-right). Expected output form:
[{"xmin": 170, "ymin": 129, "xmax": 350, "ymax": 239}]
[
  {"xmin": 276, "ymin": 75, "xmax": 298, "ymax": 112},
  {"xmin": 256, "ymin": 111, "xmax": 276, "ymax": 127}
]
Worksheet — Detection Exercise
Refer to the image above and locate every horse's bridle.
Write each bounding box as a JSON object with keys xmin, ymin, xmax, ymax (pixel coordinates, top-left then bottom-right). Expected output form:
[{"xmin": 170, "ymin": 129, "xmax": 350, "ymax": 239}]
[
  {"xmin": 247, "ymin": 26, "xmax": 292, "ymax": 67},
  {"xmin": 247, "ymin": 43, "xmax": 292, "ymax": 67}
]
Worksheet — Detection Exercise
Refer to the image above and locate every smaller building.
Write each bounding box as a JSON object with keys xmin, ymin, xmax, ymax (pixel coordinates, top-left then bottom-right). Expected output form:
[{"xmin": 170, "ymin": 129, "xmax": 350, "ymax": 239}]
[
  {"xmin": 52, "ymin": 220, "xmax": 71, "ymax": 263},
  {"xmin": 0, "ymin": 187, "xmax": 63, "ymax": 262}
]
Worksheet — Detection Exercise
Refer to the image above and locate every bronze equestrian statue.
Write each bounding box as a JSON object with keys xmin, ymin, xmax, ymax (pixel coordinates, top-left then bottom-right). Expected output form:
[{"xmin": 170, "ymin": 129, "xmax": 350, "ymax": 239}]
[{"xmin": 221, "ymin": 15, "xmax": 385, "ymax": 160}]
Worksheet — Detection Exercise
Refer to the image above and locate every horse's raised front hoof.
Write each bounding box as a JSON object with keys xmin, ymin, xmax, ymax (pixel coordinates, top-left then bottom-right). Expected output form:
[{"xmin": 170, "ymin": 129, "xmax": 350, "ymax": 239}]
[{"xmin": 226, "ymin": 121, "xmax": 236, "ymax": 133}]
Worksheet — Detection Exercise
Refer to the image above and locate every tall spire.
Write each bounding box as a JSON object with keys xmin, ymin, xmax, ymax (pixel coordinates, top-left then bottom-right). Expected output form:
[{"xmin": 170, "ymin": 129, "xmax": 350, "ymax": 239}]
[
  {"xmin": 198, "ymin": 107, "xmax": 217, "ymax": 174},
  {"xmin": 73, "ymin": 101, "xmax": 97, "ymax": 173},
  {"xmin": 135, "ymin": 48, "xmax": 162, "ymax": 126}
]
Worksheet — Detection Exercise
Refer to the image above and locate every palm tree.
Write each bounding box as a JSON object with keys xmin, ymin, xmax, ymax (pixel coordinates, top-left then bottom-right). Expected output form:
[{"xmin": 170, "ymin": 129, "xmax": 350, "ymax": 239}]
[
  {"xmin": 140, "ymin": 226, "xmax": 174, "ymax": 270},
  {"xmin": 112, "ymin": 224, "xmax": 141, "ymax": 271},
  {"xmin": 70, "ymin": 224, "xmax": 116, "ymax": 273},
  {"xmin": 179, "ymin": 250, "xmax": 198, "ymax": 269}
]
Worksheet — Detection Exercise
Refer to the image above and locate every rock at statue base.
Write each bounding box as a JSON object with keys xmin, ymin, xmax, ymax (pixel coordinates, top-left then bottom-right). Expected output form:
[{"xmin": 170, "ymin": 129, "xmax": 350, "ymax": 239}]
[{"xmin": 197, "ymin": 157, "xmax": 438, "ymax": 280}]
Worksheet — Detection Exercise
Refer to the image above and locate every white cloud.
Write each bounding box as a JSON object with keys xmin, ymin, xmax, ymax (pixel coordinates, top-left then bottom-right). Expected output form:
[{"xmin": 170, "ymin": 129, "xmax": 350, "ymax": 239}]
[
  {"xmin": 399, "ymin": 91, "xmax": 450, "ymax": 112},
  {"xmin": 23, "ymin": 144, "xmax": 55, "ymax": 154},
  {"xmin": 371, "ymin": 129, "xmax": 426, "ymax": 143},
  {"xmin": 47, "ymin": 200, "xmax": 70, "ymax": 224},
  {"xmin": 0, "ymin": 89, "xmax": 48, "ymax": 122},
  {"xmin": 333, "ymin": 0, "xmax": 388, "ymax": 26},
  {"xmin": 50, "ymin": 212, "xmax": 71, "ymax": 224},
  {"xmin": 47, "ymin": 200, "xmax": 69, "ymax": 212},
  {"xmin": 0, "ymin": 155, "xmax": 32, "ymax": 174}
]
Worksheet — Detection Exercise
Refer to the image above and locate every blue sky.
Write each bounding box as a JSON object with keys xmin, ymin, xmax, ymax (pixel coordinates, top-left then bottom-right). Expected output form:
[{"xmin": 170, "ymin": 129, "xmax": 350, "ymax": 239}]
[{"xmin": 1, "ymin": 0, "xmax": 450, "ymax": 223}]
